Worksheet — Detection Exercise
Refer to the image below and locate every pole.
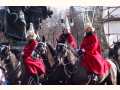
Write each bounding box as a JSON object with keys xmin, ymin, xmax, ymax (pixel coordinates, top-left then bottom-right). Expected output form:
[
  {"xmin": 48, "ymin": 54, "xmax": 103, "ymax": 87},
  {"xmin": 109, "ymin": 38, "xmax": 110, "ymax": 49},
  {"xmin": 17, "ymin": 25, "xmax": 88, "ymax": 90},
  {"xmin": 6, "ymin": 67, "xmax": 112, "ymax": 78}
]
[
  {"xmin": 107, "ymin": 7, "xmax": 110, "ymax": 45},
  {"xmin": 77, "ymin": 32, "xmax": 79, "ymax": 48}
]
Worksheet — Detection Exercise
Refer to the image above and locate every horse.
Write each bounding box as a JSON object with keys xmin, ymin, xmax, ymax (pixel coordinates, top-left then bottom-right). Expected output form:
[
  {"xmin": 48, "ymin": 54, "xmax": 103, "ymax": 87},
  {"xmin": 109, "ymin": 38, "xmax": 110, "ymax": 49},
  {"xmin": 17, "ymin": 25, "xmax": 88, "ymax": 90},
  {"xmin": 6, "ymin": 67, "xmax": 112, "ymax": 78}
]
[
  {"xmin": 0, "ymin": 44, "xmax": 25, "ymax": 84},
  {"xmin": 108, "ymin": 41, "xmax": 120, "ymax": 84},
  {"xmin": 9, "ymin": 45, "xmax": 44, "ymax": 85},
  {"xmin": 32, "ymin": 36, "xmax": 70, "ymax": 84},
  {"xmin": 56, "ymin": 31, "xmax": 118, "ymax": 85},
  {"xmin": 0, "ymin": 44, "xmax": 38, "ymax": 85},
  {"xmin": 109, "ymin": 41, "xmax": 120, "ymax": 64},
  {"xmin": 0, "ymin": 61, "xmax": 6, "ymax": 85},
  {"xmin": 56, "ymin": 42, "xmax": 118, "ymax": 85}
]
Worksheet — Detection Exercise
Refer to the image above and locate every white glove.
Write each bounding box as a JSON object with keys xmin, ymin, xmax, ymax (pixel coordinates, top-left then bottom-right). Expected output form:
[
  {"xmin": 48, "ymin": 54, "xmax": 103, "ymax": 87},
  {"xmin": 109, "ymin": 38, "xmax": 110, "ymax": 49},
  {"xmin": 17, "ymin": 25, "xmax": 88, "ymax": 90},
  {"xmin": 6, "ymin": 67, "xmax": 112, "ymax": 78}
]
[
  {"xmin": 81, "ymin": 48, "xmax": 85, "ymax": 53},
  {"xmin": 33, "ymin": 33, "xmax": 37, "ymax": 40}
]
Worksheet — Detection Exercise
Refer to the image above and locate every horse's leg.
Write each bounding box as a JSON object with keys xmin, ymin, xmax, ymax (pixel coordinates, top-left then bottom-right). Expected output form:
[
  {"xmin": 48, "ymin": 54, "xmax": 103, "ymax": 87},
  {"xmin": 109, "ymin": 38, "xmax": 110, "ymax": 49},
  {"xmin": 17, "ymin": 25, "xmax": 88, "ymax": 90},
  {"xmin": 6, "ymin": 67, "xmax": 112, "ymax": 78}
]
[
  {"xmin": 106, "ymin": 74, "xmax": 113, "ymax": 85},
  {"xmin": 20, "ymin": 71, "xmax": 29, "ymax": 85},
  {"xmin": 117, "ymin": 69, "xmax": 120, "ymax": 85},
  {"xmin": 112, "ymin": 60, "xmax": 120, "ymax": 85},
  {"xmin": 115, "ymin": 60, "xmax": 120, "ymax": 85}
]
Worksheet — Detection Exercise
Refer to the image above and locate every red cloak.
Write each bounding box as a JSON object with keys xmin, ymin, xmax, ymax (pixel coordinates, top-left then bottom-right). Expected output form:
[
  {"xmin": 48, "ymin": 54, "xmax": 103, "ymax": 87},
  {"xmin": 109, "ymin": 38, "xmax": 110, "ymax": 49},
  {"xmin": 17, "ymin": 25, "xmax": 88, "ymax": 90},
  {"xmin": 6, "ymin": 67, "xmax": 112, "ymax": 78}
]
[
  {"xmin": 67, "ymin": 33, "xmax": 77, "ymax": 49},
  {"xmin": 80, "ymin": 33, "xmax": 111, "ymax": 77},
  {"xmin": 23, "ymin": 39, "xmax": 46, "ymax": 75}
]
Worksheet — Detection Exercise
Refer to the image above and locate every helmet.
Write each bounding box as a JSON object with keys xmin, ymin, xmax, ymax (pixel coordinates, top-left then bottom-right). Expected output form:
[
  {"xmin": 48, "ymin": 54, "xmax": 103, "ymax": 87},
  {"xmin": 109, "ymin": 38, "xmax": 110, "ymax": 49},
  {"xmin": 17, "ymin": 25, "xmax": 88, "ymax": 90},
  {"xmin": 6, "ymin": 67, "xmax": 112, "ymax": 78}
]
[
  {"xmin": 84, "ymin": 22, "xmax": 95, "ymax": 32},
  {"xmin": 26, "ymin": 23, "xmax": 37, "ymax": 40}
]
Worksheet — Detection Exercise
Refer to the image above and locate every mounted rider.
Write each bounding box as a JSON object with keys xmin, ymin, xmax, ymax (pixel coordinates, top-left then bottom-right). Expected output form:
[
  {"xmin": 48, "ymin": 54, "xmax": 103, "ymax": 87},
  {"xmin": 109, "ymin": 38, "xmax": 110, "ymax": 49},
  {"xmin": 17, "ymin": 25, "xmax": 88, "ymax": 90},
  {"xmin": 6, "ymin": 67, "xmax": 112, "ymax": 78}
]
[
  {"xmin": 23, "ymin": 23, "xmax": 46, "ymax": 80},
  {"xmin": 80, "ymin": 22, "xmax": 111, "ymax": 82},
  {"xmin": 59, "ymin": 15, "xmax": 77, "ymax": 49}
]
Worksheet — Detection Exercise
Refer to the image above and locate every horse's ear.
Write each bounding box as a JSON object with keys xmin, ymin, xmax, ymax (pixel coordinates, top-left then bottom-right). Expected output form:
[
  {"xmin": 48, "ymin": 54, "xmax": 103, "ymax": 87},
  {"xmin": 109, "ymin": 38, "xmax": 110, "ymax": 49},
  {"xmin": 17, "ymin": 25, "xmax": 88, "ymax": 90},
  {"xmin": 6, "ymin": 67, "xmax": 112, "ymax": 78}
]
[
  {"xmin": 113, "ymin": 41, "xmax": 115, "ymax": 44},
  {"xmin": 56, "ymin": 39, "xmax": 59, "ymax": 43},
  {"xmin": 62, "ymin": 30, "xmax": 65, "ymax": 34},
  {"xmin": 42, "ymin": 35, "xmax": 46, "ymax": 42},
  {"xmin": 113, "ymin": 41, "xmax": 116, "ymax": 44}
]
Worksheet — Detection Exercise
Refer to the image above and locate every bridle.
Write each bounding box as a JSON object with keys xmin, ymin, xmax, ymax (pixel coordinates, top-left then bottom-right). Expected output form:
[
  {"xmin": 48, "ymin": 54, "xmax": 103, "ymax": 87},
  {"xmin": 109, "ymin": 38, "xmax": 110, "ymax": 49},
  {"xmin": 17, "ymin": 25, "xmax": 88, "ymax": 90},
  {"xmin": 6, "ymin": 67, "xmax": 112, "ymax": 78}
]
[
  {"xmin": 56, "ymin": 43, "xmax": 78, "ymax": 78},
  {"xmin": 33, "ymin": 42, "xmax": 47, "ymax": 58}
]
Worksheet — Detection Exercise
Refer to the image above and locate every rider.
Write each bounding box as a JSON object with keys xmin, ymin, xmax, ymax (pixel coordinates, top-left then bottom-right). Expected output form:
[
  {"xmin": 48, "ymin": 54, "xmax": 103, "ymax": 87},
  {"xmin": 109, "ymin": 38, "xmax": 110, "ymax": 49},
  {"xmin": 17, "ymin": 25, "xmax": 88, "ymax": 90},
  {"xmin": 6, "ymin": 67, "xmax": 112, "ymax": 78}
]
[
  {"xmin": 23, "ymin": 23, "xmax": 46, "ymax": 82},
  {"xmin": 59, "ymin": 15, "xmax": 77, "ymax": 49},
  {"xmin": 80, "ymin": 22, "xmax": 111, "ymax": 82}
]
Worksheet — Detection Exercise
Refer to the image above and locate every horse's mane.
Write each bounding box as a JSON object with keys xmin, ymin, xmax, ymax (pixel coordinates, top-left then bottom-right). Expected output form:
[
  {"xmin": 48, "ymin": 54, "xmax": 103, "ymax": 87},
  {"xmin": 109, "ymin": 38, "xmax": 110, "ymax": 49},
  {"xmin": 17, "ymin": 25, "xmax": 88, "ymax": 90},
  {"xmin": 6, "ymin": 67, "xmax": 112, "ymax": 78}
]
[
  {"xmin": 58, "ymin": 33, "xmax": 68, "ymax": 43},
  {"xmin": 66, "ymin": 46, "xmax": 79, "ymax": 65},
  {"xmin": 47, "ymin": 43, "xmax": 56, "ymax": 57},
  {"xmin": 67, "ymin": 46, "xmax": 79, "ymax": 58},
  {"xmin": 45, "ymin": 43, "xmax": 56, "ymax": 68}
]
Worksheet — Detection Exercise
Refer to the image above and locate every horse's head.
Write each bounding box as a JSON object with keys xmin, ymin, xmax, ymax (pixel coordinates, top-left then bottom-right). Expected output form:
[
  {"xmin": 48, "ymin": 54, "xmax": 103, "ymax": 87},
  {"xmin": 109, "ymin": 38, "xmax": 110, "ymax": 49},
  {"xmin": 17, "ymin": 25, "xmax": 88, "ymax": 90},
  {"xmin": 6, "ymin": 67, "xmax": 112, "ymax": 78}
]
[
  {"xmin": 0, "ymin": 45, "xmax": 10, "ymax": 61},
  {"xmin": 57, "ymin": 31, "xmax": 68, "ymax": 44},
  {"xmin": 34, "ymin": 42, "xmax": 47, "ymax": 57},
  {"xmin": 56, "ymin": 43, "xmax": 77, "ymax": 66},
  {"xmin": 56, "ymin": 43, "xmax": 68, "ymax": 59},
  {"xmin": 32, "ymin": 36, "xmax": 56, "ymax": 69},
  {"xmin": 56, "ymin": 43, "xmax": 79, "ymax": 78},
  {"xmin": 114, "ymin": 42, "xmax": 120, "ymax": 62}
]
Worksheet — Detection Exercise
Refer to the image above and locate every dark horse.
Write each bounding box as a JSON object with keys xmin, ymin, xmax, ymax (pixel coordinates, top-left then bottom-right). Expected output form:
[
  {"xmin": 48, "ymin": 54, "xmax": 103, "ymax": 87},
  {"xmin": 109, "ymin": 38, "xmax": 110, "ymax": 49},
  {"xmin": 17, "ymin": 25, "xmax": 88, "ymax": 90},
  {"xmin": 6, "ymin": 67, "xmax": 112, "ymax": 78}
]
[
  {"xmin": 109, "ymin": 41, "xmax": 120, "ymax": 64},
  {"xmin": 108, "ymin": 41, "xmax": 120, "ymax": 84},
  {"xmin": 56, "ymin": 33, "xmax": 118, "ymax": 85},
  {"xmin": 33, "ymin": 36, "xmax": 72, "ymax": 84},
  {"xmin": 56, "ymin": 42, "xmax": 118, "ymax": 85}
]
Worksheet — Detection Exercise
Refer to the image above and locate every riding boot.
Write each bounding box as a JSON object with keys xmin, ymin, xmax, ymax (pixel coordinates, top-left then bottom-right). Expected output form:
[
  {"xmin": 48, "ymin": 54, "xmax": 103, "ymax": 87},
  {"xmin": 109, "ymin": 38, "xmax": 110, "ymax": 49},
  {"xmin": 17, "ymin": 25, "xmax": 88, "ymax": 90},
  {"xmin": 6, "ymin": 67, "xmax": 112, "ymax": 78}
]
[
  {"xmin": 33, "ymin": 74, "xmax": 40, "ymax": 85},
  {"xmin": 88, "ymin": 73, "xmax": 99, "ymax": 85}
]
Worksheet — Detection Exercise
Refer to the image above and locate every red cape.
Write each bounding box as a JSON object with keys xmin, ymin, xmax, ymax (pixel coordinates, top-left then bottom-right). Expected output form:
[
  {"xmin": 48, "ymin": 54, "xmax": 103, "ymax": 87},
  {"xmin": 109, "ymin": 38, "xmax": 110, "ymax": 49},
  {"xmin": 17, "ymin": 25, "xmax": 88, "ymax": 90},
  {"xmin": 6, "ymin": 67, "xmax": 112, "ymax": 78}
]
[
  {"xmin": 80, "ymin": 33, "xmax": 111, "ymax": 77},
  {"xmin": 23, "ymin": 40, "xmax": 46, "ymax": 75},
  {"xmin": 67, "ymin": 33, "xmax": 77, "ymax": 49}
]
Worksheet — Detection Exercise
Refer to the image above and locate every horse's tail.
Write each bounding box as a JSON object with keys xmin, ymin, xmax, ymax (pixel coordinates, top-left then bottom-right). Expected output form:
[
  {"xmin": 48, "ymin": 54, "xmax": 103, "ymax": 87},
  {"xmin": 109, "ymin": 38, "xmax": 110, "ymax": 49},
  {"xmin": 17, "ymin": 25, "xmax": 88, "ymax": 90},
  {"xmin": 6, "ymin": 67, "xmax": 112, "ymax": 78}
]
[
  {"xmin": 106, "ymin": 59, "xmax": 117, "ymax": 85},
  {"xmin": 108, "ymin": 59, "xmax": 120, "ymax": 85},
  {"xmin": 117, "ymin": 67, "xmax": 120, "ymax": 85},
  {"xmin": 113, "ymin": 60, "xmax": 120, "ymax": 85}
]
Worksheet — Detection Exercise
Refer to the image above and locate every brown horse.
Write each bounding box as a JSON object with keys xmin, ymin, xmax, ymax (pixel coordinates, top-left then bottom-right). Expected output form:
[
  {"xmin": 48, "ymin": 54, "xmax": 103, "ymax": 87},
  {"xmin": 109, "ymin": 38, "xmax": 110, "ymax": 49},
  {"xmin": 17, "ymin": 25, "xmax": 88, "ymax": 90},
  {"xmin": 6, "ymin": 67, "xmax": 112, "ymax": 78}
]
[
  {"xmin": 0, "ymin": 44, "xmax": 25, "ymax": 84},
  {"xmin": 0, "ymin": 61, "xmax": 6, "ymax": 85},
  {"xmin": 56, "ymin": 43, "xmax": 118, "ymax": 85}
]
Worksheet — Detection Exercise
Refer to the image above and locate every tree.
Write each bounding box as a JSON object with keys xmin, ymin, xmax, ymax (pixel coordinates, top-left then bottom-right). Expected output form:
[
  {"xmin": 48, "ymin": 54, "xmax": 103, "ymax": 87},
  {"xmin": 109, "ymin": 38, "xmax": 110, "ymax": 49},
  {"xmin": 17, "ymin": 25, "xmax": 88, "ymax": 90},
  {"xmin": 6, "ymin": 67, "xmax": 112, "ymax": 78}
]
[
  {"xmin": 93, "ymin": 6, "xmax": 108, "ymax": 50},
  {"xmin": 69, "ymin": 6, "xmax": 84, "ymax": 47}
]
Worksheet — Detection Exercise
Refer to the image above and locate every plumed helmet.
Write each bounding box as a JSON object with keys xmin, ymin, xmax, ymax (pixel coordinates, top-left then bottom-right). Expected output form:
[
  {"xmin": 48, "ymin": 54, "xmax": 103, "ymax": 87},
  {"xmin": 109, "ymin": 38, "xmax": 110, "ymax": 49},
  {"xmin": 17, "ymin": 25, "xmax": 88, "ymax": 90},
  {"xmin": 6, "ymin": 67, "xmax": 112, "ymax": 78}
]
[
  {"xmin": 26, "ymin": 23, "xmax": 37, "ymax": 40},
  {"xmin": 84, "ymin": 22, "xmax": 95, "ymax": 32},
  {"xmin": 61, "ymin": 15, "xmax": 71, "ymax": 33}
]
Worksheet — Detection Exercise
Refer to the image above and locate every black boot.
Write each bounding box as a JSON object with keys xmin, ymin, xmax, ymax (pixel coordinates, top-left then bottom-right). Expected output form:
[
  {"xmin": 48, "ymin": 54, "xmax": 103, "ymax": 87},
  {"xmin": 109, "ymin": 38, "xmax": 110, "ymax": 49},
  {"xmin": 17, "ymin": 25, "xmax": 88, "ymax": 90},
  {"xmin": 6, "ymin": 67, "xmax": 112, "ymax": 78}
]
[{"xmin": 88, "ymin": 73, "xmax": 99, "ymax": 85}]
